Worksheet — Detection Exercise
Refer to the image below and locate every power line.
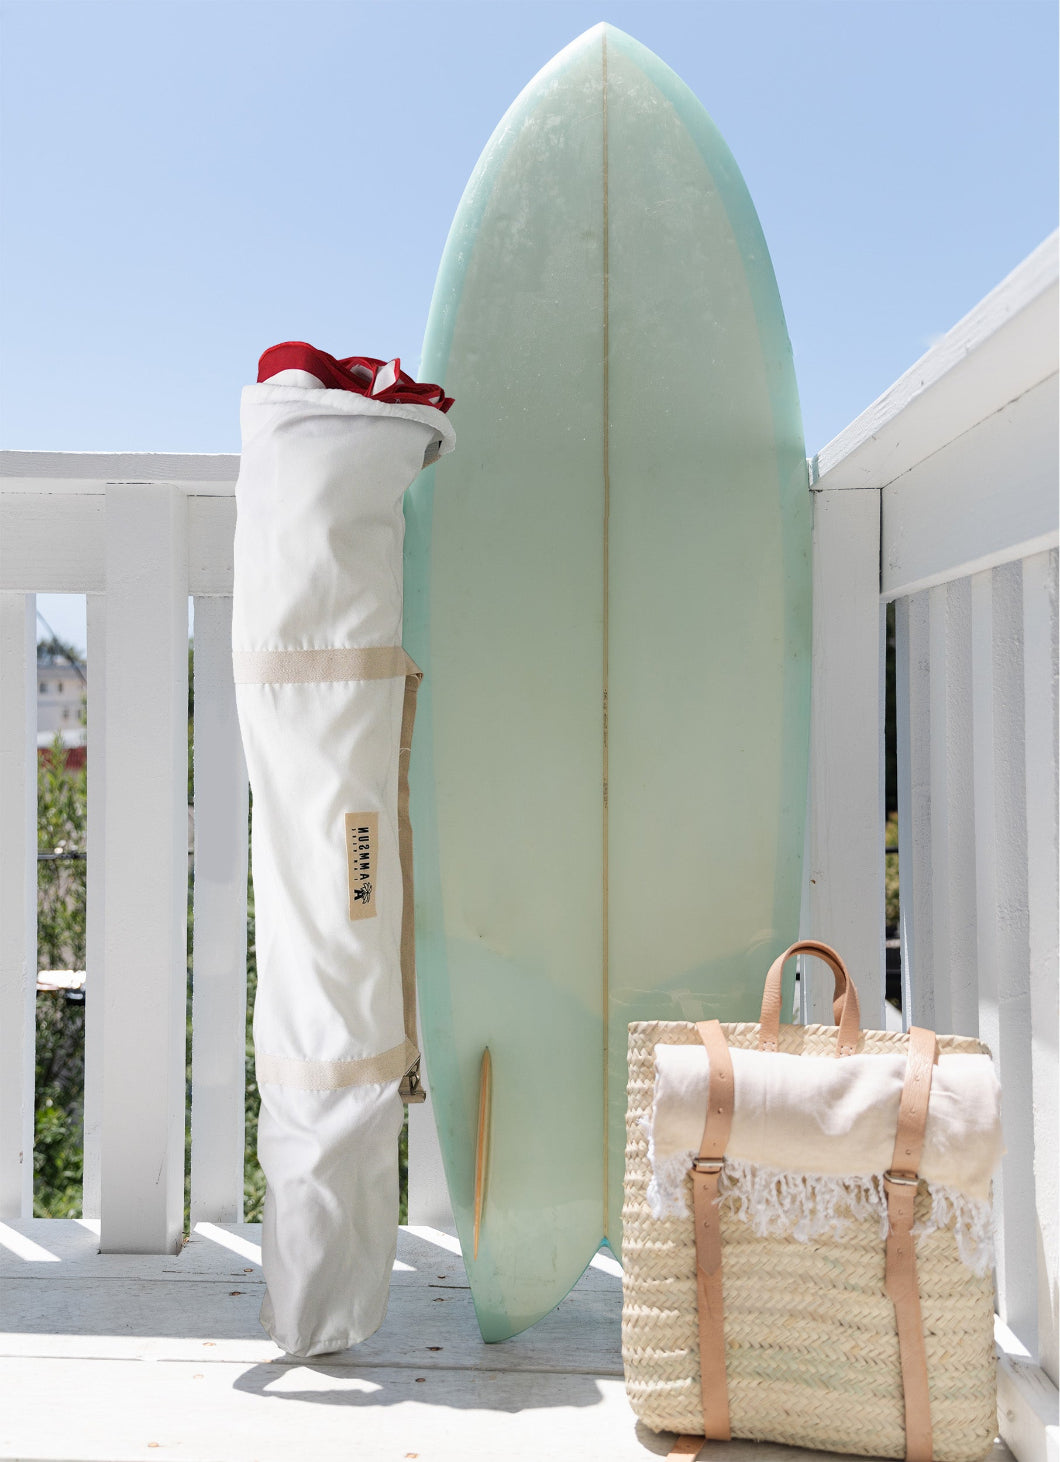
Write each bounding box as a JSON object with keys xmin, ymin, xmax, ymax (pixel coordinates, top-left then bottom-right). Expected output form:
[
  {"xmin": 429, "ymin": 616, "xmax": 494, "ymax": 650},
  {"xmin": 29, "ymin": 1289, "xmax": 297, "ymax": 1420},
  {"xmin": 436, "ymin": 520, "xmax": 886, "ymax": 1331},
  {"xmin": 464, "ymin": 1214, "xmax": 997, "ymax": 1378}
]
[{"xmin": 35, "ymin": 610, "xmax": 87, "ymax": 684}]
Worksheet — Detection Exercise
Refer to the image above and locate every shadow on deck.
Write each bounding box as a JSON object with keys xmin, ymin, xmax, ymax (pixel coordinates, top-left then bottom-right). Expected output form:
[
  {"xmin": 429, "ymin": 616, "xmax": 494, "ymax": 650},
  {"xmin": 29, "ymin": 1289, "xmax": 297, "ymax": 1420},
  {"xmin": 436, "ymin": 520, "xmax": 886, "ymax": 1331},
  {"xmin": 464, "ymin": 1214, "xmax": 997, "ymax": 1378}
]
[{"xmin": 0, "ymin": 1220, "xmax": 1014, "ymax": 1462}]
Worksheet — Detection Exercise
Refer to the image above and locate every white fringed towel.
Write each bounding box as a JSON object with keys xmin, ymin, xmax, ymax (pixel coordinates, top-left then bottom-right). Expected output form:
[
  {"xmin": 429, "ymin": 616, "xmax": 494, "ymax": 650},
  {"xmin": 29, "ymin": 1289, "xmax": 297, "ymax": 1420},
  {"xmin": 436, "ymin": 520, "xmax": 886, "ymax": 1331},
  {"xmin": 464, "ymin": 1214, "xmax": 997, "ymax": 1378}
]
[{"xmin": 646, "ymin": 1044, "xmax": 1002, "ymax": 1272}]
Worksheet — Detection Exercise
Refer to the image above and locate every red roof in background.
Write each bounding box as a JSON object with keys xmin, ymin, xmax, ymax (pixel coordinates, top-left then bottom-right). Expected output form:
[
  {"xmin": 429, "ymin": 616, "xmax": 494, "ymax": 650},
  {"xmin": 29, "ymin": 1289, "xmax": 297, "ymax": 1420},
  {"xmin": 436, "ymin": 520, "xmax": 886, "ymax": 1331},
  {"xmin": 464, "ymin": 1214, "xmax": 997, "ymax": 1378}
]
[{"xmin": 38, "ymin": 745, "xmax": 86, "ymax": 772}]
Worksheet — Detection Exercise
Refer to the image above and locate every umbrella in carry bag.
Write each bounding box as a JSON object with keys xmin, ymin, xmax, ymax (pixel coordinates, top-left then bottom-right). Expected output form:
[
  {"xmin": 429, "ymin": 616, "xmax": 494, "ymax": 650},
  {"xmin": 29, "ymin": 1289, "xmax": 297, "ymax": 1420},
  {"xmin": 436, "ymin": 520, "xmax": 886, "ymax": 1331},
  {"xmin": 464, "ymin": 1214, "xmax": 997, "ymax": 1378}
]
[{"xmin": 232, "ymin": 342, "xmax": 455, "ymax": 1357}]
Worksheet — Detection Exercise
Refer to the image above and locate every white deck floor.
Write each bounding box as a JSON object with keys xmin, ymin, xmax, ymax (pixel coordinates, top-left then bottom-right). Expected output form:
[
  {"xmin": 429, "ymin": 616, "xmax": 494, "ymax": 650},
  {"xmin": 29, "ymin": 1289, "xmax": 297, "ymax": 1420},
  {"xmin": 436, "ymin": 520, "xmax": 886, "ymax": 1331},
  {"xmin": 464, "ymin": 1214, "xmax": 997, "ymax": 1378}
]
[{"xmin": 0, "ymin": 1220, "xmax": 1014, "ymax": 1462}]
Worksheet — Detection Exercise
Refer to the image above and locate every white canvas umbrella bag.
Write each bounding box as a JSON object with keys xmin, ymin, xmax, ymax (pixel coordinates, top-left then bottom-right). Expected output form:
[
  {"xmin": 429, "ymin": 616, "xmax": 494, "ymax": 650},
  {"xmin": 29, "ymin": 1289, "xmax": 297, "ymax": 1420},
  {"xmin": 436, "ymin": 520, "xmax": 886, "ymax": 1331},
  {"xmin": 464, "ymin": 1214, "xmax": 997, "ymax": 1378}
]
[{"xmin": 232, "ymin": 370, "xmax": 455, "ymax": 1357}]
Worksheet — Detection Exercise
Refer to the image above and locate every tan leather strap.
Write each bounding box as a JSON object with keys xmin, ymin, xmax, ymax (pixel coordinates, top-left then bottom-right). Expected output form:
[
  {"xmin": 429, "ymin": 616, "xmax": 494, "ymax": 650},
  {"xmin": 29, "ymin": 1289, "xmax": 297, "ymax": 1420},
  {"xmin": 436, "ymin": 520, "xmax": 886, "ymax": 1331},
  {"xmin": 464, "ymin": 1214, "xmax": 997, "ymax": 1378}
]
[
  {"xmin": 885, "ymin": 1025, "xmax": 938, "ymax": 1462},
  {"xmin": 689, "ymin": 1019, "xmax": 734, "ymax": 1443},
  {"xmin": 667, "ymin": 1439, "xmax": 704, "ymax": 1460},
  {"xmin": 397, "ymin": 657, "xmax": 426, "ymax": 1103},
  {"xmin": 758, "ymin": 939, "xmax": 861, "ymax": 1055}
]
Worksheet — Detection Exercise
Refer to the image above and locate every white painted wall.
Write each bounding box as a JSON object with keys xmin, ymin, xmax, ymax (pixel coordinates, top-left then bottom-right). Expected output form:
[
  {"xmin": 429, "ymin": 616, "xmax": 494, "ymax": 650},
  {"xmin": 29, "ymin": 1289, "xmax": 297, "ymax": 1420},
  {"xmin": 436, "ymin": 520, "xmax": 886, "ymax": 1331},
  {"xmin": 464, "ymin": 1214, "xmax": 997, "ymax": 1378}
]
[{"xmin": 813, "ymin": 235, "xmax": 1059, "ymax": 1447}]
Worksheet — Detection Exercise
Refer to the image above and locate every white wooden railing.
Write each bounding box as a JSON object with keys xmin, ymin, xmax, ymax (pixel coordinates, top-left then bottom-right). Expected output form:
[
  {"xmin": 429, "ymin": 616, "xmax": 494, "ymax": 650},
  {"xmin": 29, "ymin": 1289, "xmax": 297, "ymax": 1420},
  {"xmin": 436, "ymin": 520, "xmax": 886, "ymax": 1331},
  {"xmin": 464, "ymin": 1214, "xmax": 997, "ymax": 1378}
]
[
  {"xmin": 1, "ymin": 235, "xmax": 1057, "ymax": 1457},
  {"xmin": 804, "ymin": 233, "xmax": 1059, "ymax": 1459}
]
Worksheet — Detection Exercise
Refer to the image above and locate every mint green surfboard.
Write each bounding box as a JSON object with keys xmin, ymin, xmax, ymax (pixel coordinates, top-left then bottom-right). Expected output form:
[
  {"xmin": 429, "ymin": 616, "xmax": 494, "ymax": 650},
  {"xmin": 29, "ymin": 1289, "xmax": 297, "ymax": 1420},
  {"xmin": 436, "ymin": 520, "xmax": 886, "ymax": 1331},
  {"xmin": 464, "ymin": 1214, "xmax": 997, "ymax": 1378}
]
[{"xmin": 404, "ymin": 23, "xmax": 811, "ymax": 1342}]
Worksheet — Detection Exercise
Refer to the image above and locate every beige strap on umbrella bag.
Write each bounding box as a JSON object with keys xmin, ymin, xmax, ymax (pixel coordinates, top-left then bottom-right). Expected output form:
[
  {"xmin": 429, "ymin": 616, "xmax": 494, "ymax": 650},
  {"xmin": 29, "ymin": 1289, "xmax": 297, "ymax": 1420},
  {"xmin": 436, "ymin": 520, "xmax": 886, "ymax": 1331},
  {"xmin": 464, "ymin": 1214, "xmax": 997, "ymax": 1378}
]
[{"xmin": 232, "ymin": 365, "xmax": 454, "ymax": 1357}]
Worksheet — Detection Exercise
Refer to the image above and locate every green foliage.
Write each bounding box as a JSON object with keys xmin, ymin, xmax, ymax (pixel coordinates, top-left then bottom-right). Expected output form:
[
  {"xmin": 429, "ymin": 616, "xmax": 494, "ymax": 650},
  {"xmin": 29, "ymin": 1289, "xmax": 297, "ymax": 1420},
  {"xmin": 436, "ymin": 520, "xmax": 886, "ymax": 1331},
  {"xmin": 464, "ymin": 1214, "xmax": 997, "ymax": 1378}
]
[
  {"xmin": 36, "ymin": 736, "xmax": 87, "ymax": 970},
  {"xmin": 36, "ymin": 635, "xmax": 86, "ymax": 674},
  {"xmin": 399, "ymin": 1113, "xmax": 408, "ymax": 1226},
  {"xmin": 34, "ymin": 733, "xmax": 88, "ymax": 1217},
  {"xmin": 243, "ymin": 832, "xmax": 266, "ymax": 1222},
  {"xmin": 885, "ymin": 810, "xmax": 900, "ymax": 936},
  {"xmin": 34, "ymin": 1092, "xmax": 84, "ymax": 1217},
  {"xmin": 885, "ymin": 603, "xmax": 898, "ymax": 817},
  {"xmin": 188, "ymin": 642, "xmax": 195, "ymax": 806}
]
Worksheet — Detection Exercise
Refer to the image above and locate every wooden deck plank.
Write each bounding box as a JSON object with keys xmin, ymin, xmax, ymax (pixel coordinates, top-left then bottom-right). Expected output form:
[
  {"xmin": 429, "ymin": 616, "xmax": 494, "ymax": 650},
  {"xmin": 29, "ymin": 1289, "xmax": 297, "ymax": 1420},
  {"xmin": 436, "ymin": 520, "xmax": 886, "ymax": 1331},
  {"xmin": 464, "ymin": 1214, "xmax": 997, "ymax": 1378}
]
[
  {"xmin": 0, "ymin": 1223, "xmax": 1015, "ymax": 1462},
  {"xmin": 0, "ymin": 1222, "xmax": 617, "ymax": 1289},
  {"xmin": 0, "ymin": 1354, "xmax": 1017, "ymax": 1462},
  {"xmin": 1, "ymin": 1277, "xmax": 622, "ymax": 1375}
]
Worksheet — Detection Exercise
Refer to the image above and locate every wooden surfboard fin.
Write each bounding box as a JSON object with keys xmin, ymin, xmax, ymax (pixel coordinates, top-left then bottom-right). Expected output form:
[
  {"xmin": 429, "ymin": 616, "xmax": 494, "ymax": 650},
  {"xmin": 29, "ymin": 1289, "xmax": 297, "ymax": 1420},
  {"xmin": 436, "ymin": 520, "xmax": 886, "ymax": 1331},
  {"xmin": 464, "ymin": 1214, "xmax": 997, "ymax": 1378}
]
[{"xmin": 473, "ymin": 1047, "xmax": 492, "ymax": 1260}]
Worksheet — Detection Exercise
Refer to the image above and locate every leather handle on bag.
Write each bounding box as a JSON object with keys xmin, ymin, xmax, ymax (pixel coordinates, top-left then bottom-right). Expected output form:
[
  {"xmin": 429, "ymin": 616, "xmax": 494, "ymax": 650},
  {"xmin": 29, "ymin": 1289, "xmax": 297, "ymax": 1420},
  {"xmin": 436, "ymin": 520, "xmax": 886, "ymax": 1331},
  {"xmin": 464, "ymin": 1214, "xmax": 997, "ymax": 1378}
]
[{"xmin": 758, "ymin": 940, "xmax": 861, "ymax": 1056}]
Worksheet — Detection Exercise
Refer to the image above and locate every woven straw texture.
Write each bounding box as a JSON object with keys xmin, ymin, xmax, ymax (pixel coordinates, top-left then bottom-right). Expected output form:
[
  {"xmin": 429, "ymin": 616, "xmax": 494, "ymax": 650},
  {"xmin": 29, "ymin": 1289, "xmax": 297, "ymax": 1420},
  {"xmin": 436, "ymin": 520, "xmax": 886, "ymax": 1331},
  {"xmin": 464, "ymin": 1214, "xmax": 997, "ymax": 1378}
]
[{"xmin": 622, "ymin": 1020, "xmax": 998, "ymax": 1462}]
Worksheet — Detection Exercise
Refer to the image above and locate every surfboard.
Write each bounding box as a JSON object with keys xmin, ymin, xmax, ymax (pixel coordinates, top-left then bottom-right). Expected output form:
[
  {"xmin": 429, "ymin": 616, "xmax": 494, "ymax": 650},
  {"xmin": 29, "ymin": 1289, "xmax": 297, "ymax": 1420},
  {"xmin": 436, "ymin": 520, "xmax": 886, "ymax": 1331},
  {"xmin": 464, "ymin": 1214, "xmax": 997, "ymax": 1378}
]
[{"xmin": 403, "ymin": 22, "xmax": 811, "ymax": 1342}]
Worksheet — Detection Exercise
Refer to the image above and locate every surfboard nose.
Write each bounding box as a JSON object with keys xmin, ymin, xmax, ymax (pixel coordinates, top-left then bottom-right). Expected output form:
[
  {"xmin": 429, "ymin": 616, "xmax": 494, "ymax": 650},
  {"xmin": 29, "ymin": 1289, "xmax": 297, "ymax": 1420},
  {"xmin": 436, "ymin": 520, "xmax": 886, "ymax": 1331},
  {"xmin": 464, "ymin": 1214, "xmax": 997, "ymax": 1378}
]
[
  {"xmin": 539, "ymin": 20, "xmax": 634, "ymax": 73},
  {"xmin": 571, "ymin": 20, "xmax": 622, "ymax": 43}
]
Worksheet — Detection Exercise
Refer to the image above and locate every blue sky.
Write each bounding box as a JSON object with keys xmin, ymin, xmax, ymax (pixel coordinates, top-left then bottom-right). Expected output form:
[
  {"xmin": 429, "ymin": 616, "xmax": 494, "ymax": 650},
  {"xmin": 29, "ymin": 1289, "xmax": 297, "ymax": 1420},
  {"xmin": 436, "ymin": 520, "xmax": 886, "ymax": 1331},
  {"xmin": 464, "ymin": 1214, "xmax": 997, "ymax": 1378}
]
[{"xmin": 2, "ymin": 0, "xmax": 1056, "ymax": 648}]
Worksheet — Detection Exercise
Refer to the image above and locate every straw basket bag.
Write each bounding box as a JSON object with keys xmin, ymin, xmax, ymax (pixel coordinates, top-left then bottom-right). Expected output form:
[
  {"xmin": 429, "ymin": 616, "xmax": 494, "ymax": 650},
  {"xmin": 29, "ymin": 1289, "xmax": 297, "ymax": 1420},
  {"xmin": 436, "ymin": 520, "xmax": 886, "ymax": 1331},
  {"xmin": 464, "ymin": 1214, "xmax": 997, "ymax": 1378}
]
[{"xmin": 622, "ymin": 941, "xmax": 1000, "ymax": 1462}]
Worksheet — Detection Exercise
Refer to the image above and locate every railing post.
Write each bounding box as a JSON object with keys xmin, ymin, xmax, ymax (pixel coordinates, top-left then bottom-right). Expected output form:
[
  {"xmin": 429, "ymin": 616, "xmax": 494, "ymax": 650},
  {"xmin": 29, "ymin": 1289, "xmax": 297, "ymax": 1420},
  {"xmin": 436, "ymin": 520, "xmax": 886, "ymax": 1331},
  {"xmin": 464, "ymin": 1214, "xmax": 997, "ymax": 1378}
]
[
  {"xmin": 973, "ymin": 562, "xmax": 1037, "ymax": 1355},
  {"xmin": 99, "ymin": 485, "xmax": 189, "ymax": 1253},
  {"xmin": 82, "ymin": 591, "xmax": 106, "ymax": 1219},
  {"xmin": 806, "ymin": 487, "xmax": 886, "ymax": 1027},
  {"xmin": 928, "ymin": 579, "xmax": 978, "ymax": 1036},
  {"xmin": 1022, "ymin": 548, "xmax": 1059, "ymax": 1383},
  {"xmin": 407, "ymin": 1080, "xmax": 454, "ymax": 1230},
  {"xmin": 894, "ymin": 581, "xmax": 980, "ymax": 1036},
  {"xmin": 0, "ymin": 592, "xmax": 37, "ymax": 1217},
  {"xmin": 189, "ymin": 594, "xmax": 249, "ymax": 1225},
  {"xmin": 894, "ymin": 592, "xmax": 929, "ymax": 1027}
]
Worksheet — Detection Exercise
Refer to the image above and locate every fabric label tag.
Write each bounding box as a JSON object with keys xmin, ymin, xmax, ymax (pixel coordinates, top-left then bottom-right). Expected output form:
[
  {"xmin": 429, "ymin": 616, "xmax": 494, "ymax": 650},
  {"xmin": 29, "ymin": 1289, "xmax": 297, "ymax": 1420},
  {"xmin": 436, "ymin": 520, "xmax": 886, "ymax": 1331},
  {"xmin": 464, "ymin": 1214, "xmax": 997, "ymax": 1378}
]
[{"xmin": 345, "ymin": 812, "xmax": 378, "ymax": 920}]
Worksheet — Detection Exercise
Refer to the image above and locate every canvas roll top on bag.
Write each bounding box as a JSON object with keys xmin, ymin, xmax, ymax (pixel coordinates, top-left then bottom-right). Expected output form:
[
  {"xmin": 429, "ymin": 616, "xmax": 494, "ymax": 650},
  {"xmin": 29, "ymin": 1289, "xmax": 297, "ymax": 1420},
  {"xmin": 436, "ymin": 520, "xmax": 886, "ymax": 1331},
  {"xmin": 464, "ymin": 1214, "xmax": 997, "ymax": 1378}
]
[
  {"xmin": 622, "ymin": 940, "xmax": 1001, "ymax": 1462},
  {"xmin": 233, "ymin": 366, "xmax": 454, "ymax": 1357}
]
